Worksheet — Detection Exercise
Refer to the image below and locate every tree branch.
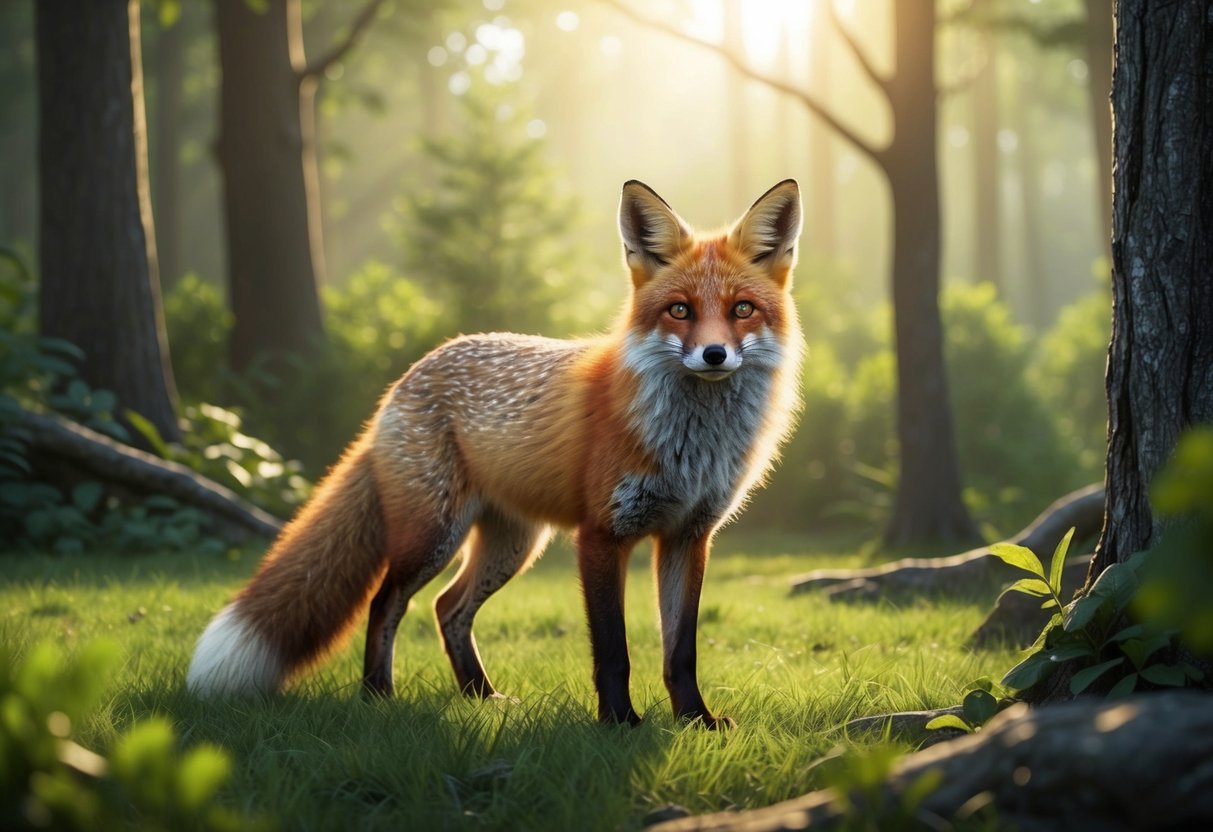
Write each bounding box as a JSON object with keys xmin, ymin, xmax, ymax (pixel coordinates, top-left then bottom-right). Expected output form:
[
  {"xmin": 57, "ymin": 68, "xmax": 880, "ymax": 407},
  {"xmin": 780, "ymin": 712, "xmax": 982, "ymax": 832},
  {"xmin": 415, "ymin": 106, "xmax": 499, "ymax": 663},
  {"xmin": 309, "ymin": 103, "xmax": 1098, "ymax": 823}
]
[
  {"xmin": 597, "ymin": 0, "xmax": 888, "ymax": 168},
  {"xmin": 301, "ymin": 0, "xmax": 386, "ymax": 81},
  {"xmin": 826, "ymin": 0, "xmax": 892, "ymax": 98}
]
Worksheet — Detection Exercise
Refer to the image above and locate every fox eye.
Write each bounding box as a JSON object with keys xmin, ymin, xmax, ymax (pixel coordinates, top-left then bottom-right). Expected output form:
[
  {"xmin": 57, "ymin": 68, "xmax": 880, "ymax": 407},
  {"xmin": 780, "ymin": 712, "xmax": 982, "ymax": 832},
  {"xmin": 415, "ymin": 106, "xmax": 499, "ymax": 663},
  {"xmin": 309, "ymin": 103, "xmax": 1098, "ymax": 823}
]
[
  {"xmin": 733, "ymin": 301, "xmax": 755, "ymax": 318},
  {"xmin": 668, "ymin": 302, "xmax": 690, "ymax": 320}
]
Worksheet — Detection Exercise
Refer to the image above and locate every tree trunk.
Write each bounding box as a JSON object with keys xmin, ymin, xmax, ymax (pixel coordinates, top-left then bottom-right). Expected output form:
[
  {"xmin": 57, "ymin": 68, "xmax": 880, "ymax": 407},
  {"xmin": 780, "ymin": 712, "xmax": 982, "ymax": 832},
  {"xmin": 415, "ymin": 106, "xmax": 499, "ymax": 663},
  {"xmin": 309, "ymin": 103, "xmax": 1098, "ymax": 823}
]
[
  {"xmin": 35, "ymin": 0, "xmax": 181, "ymax": 443},
  {"xmin": 882, "ymin": 0, "xmax": 982, "ymax": 548},
  {"xmin": 1093, "ymin": 0, "xmax": 1213, "ymax": 579},
  {"xmin": 1013, "ymin": 57, "xmax": 1049, "ymax": 330},
  {"xmin": 972, "ymin": 1, "xmax": 1001, "ymax": 290},
  {"xmin": 152, "ymin": 12, "xmax": 184, "ymax": 288},
  {"xmin": 213, "ymin": 0, "xmax": 326, "ymax": 372},
  {"xmin": 1082, "ymin": 0, "xmax": 1114, "ymax": 260}
]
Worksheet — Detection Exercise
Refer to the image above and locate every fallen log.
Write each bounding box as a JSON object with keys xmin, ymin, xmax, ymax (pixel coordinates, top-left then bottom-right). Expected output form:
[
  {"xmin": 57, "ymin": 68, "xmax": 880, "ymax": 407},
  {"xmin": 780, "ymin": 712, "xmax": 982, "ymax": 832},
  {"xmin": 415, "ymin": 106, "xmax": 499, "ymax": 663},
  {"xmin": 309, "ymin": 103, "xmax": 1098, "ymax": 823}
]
[
  {"xmin": 16, "ymin": 409, "xmax": 283, "ymax": 540},
  {"xmin": 789, "ymin": 484, "xmax": 1104, "ymax": 600},
  {"xmin": 655, "ymin": 691, "xmax": 1213, "ymax": 831}
]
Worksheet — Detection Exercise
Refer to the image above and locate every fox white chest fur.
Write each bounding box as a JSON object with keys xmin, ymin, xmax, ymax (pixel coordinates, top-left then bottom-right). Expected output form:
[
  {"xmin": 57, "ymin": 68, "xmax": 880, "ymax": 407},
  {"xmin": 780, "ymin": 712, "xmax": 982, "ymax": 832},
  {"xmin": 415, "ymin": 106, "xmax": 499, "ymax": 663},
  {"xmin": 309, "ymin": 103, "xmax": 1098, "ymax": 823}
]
[
  {"xmin": 187, "ymin": 178, "xmax": 804, "ymax": 730},
  {"xmin": 610, "ymin": 331, "xmax": 780, "ymax": 539}
]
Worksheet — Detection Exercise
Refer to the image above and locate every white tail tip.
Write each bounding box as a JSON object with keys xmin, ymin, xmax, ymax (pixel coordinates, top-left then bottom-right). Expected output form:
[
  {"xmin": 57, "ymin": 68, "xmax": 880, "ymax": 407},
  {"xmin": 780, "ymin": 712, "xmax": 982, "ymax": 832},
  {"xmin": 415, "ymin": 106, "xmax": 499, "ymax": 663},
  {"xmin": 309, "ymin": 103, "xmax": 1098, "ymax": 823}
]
[{"xmin": 187, "ymin": 603, "xmax": 284, "ymax": 697}]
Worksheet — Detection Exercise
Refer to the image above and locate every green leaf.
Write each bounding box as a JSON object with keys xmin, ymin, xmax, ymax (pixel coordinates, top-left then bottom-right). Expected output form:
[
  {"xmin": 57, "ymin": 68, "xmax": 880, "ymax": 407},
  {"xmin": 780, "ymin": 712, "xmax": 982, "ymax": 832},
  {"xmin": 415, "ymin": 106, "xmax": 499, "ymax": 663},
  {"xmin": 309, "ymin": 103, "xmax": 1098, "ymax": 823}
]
[
  {"xmin": 962, "ymin": 689, "xmax": 999, "ymax": 727},
  {"xmin": 1069, "ymin": 657, "xmax": 1124, "ymax": 694},
  {"xmin": 1046, "ymin": 642, "xmax": 1095, "ymax": 663},
  {"xmin": 71, "ymin": 481, "xmax": 104, "ymax": 513},
  {"xmin": 124, "ymin": 410, "xmax": 169, "ymax": 458},
  {"xmin": 1108, "ymin": 673, "xmax": 1138, "ymax": 697},
  {"xmin": 1063, "ymin": 593, "xmax": 1106, "ymax": 632},
  {"xmin": 925, "ymin": 714, "xmax": 973, "ymax": 733},
  {"xmin": 175, "ymin": 744, "xmax": 231, "ymax": 810},
  {"xmin": 1139, "ymin": 663, "xmax": 1188, "ymax": 687},
  {"xmin": 1003, "ymin": 651, "xmax": 1056, "ymax": 691},
  {"xmin": 90, "ymin": 389, "xmax": 116, "ymax": 414},
  {"xmin": 1049, "ymin": 527, "xmax": 1075, "ymax": 595},
  {"xmin": 1001, "ymin": 577, "xmax": 1052, "ymax": 598},
  {"xmin": 1107, "ymin": 624, "xmax": 1145, "ymax": 643},
  {"xmin": 67, "ymin": 378, "xmax": 89, "ymax": 404},
  {"xmin": 143, "ymin": 495, "xmax": 180, "ymax": 511},
  {"xmin": 988, "ymin": 543, "xmax": 1046, "ymax": 578}
]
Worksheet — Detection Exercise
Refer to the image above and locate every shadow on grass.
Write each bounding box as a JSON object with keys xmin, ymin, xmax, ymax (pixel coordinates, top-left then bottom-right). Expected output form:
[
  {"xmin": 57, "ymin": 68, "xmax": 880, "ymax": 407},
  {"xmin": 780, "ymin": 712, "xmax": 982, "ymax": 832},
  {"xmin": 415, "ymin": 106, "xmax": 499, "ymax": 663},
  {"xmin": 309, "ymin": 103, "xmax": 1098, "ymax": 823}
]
[{"xmin": 127, "ymin": 682, "xmax": 681, "ymax": 831}]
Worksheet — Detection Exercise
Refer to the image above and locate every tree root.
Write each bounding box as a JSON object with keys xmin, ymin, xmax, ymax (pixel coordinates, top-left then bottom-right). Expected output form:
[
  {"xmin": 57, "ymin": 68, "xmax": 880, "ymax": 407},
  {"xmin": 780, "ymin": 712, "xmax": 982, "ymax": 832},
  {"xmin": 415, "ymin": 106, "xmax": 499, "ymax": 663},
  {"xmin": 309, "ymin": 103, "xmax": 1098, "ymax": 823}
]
[
  {"xmin": 16, "ymin": 408, "xmax": 283, "ymax": 541},
  {"xmin": 789, "ymin": 483, "xmax": 1104, "ymax": 599},
  {"xmin": 654, "ymin": 692, "xmax": 1213, "ymax": 831}
]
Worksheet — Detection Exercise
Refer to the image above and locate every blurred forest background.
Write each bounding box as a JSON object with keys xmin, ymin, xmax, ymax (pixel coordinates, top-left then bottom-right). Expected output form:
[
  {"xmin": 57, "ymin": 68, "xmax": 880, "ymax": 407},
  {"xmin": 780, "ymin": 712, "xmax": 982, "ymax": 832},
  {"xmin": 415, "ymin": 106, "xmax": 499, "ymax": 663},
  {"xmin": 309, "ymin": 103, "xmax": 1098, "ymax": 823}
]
[{"xmin": 0, "ymin": 0, "xmax": 1112, "ymax": 548}]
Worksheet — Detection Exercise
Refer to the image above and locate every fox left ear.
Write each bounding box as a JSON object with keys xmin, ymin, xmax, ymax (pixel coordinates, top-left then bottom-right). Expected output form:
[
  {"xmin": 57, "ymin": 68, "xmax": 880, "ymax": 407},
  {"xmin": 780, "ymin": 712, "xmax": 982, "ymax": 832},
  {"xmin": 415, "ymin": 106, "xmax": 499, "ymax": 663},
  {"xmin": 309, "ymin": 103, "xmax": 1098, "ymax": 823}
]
[{"xmin": 730, "ymin": 179, "xmax": 802, "ymax": 287}]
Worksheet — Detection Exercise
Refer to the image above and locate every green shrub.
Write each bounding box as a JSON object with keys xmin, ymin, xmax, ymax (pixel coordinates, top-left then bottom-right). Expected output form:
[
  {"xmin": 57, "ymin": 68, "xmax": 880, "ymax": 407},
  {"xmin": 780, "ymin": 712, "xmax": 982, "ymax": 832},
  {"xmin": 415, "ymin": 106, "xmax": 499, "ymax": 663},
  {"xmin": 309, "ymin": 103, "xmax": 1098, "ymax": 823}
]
[
  {"xmin": 756, "ymin": 283, "xmax": 1082, "ymax": 536},
  {"xmin": 1029, "ymin": 291, "xmax": 1110, "ymax": 480},
  {"xmin": 0, "ymin": 639, "xmax": 264, "ymax": 831},
  {"xmin": 1, "ymin": 255, "xmax": 302, "ymax": 550}
]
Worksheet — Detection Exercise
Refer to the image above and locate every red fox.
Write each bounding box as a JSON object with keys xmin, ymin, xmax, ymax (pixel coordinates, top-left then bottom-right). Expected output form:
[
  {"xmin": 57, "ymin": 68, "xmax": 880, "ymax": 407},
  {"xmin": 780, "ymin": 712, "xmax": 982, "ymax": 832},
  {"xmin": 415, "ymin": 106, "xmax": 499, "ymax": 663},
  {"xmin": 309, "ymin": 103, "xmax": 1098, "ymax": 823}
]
[{"xmin": 188, "ymin": 179, "xmax": 804, "ymax": 727}]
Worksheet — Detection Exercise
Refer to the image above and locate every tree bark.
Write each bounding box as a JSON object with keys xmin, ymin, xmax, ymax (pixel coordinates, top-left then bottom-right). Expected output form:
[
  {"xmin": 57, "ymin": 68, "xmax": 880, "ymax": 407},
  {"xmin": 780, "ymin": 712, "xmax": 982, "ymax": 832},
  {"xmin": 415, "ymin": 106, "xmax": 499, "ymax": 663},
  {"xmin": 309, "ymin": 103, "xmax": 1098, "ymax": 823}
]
[
  {"xmin": 655, "ymin": 692, "xmax": 1213, "ymax": 831},
  {"xmin": 213, "ymin": 0, "xmax": 326, "ymax": 371},
  {"xmin": 1093, "ymin": 0, "xmax": 1213, "ymax": 581},
  {"xmin": 882, "ymin": 0, "xmax": 981, "ymax": 547},
  {"xmin": 35, "ymin": 0, "xmax": 181, "ymax": 443},
  {"xmin": 152, "ymin": 12, "xmax": 184, "ymax": 288}
]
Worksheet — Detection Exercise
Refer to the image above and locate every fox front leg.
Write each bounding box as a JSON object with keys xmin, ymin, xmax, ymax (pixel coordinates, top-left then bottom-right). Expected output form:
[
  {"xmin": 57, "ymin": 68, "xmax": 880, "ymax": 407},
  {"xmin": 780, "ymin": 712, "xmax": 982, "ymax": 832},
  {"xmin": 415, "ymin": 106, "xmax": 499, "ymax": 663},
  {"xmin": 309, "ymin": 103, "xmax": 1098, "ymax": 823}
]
[
  {"xmin": 577, "ymin": 523, "xmax": 642, "ymax": 725},
  {"xmin": 655, "ymin": 531, "xmax": 733, "ymax": 729}
]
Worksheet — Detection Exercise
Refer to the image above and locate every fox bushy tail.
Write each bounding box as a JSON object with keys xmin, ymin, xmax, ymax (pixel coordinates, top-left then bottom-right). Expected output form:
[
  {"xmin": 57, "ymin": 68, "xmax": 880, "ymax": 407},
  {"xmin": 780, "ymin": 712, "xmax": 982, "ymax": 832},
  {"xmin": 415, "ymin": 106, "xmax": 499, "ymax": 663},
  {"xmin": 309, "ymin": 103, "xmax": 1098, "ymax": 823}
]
[{"xmin": 187, "ymin": 437, "xmax": 387, "ymax": 696}]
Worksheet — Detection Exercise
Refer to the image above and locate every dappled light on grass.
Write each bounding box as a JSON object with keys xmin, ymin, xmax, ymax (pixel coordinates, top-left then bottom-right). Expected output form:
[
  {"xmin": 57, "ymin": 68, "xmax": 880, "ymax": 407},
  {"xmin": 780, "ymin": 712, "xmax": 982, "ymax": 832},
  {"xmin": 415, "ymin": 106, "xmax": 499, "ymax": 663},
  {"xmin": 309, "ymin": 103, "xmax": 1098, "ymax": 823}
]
[{"xmin": 1, "ymin": 539, "xmax": 1015, "ymax": 829}]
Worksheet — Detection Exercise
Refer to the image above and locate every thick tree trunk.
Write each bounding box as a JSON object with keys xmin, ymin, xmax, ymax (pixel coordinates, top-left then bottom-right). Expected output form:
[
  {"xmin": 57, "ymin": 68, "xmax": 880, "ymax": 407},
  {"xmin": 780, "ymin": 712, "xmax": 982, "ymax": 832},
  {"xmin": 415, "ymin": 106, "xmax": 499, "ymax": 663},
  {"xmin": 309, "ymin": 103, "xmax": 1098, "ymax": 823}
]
[
  {"xmin": 35, "ymin": 0, "xmax": 181, "ymax": 443},
  {"xmin": 152, "ymin": 14, "xmax": 184, "ymax": 288},
  {"xmin": 882, "ymin": 0, "xmax": 982, "ymax": 548},
  {"xmin": 1093, "ymin": 0, "xmax": 1213, "ymax": 579},
  {"xmin": 213, "ymin": 0, "xmax": 326, "ymax": 372},
  {"xmin": 1082, "ymin": 0, "xmax": 1114, "ymax": 259}
]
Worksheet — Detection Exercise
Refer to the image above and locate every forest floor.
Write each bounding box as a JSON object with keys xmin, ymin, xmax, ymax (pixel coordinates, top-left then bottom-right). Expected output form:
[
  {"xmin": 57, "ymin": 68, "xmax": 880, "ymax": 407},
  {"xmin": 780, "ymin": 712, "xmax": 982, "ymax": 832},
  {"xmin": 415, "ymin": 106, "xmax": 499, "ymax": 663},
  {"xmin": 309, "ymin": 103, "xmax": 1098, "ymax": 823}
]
[{"xmin": 0, "ymin": 531, "xmax": 1018, "ymax": 830}]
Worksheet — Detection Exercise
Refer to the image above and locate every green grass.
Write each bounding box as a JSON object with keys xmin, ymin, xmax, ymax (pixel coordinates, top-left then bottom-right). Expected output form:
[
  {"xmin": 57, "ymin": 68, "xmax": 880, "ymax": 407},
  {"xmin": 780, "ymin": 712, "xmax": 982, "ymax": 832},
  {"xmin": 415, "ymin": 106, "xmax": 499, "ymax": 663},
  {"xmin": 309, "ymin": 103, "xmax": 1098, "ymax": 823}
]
[{"xmin": 1, "ymin": 533, "xmax": 1017, "ymax": 830}]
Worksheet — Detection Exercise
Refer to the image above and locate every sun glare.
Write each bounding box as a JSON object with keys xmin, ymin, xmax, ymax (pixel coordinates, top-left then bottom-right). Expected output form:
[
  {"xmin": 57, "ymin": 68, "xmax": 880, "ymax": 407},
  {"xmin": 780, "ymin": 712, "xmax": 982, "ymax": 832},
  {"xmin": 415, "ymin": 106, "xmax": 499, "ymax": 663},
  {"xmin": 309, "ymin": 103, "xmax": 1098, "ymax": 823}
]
[{"xmin": 689, "ymin": 0, "xmax": 815, "ymax": 68}]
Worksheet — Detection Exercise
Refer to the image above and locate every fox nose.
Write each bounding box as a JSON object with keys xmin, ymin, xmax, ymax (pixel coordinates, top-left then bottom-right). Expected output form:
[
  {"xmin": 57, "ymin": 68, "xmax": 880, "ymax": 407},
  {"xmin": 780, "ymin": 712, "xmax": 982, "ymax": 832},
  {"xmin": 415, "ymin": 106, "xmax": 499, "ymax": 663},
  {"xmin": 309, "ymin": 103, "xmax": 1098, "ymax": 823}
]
[{"xmin": 702, "ymin": 345, "xmax": 728, "ymax": 366}]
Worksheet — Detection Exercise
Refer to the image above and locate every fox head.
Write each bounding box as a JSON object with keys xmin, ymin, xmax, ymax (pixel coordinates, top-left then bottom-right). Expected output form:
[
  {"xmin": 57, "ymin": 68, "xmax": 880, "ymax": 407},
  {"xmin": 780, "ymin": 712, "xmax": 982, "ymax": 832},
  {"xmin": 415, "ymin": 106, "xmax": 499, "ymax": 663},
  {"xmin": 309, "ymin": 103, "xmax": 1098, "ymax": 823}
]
[{"xmin": 618, "ymin": 180, "xmax": 802, "ymax": 381}]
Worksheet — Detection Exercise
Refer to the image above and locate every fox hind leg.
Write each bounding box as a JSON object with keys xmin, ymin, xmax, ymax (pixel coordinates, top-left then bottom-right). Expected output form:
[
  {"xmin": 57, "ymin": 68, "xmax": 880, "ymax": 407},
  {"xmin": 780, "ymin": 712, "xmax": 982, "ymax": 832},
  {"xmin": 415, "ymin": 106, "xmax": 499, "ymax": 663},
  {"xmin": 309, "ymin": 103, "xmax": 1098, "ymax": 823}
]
[
  {"xmin": 362, "ymin": 504, "xmax": 477, "ymax": 698},
  {"xmin": 434, "ymin": 506, "xmax": 550, "ymax": 698}
]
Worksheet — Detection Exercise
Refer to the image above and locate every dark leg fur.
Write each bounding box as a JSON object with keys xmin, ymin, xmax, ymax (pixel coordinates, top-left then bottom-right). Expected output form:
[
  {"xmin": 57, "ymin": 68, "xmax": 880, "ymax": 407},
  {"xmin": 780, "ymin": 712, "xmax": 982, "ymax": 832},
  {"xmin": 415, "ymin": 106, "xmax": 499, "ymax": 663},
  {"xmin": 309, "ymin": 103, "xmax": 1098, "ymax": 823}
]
[
  {"xmin": 578, "ymin": 523, "xmax": 641, "ymax": 725},
  {"xmin": 656, "ymin": 533, "xmax": 731, "ymax": 728}
]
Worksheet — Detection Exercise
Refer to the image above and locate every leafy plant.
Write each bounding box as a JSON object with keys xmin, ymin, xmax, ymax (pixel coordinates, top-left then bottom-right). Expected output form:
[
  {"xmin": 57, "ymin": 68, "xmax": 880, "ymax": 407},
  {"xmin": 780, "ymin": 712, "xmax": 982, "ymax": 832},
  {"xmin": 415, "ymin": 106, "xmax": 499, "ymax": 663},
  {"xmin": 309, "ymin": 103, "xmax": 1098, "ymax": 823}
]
[
  {"xmin": 128, "ymin": 402, "xmax": 311, "ymax": 518},
  {"xmin": 990, "ymin": 527, "xmax": 1204, "ymax": 699},
  {"xmin": 925, "ymin": 677, "xmax": 1013, "ymax": 734},
  {"xmin": 0, "ymin": 640, "xmax": 265, "ymax": 831}
]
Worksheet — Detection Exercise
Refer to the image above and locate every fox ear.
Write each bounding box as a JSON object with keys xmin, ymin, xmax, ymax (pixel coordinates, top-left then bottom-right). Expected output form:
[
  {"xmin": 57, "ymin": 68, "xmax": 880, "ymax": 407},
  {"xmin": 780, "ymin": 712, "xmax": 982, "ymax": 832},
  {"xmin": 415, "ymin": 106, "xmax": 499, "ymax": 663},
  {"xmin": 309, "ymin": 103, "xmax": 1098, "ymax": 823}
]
[
  {"xmin": 619, "ymin": 180, "xmax": 693, "ymax": 285},
  {"xmin": 730, "ymin": 179, "xmax": 802, "ymax": 287}
]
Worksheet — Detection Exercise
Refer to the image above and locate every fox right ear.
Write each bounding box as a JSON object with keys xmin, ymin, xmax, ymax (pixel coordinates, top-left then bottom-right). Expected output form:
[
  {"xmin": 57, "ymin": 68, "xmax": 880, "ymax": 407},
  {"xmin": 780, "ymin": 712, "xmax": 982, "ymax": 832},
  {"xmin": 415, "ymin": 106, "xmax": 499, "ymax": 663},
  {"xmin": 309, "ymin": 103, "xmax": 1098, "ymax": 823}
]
[{"xmin": 619, "ymin": 180, "xmax": 693, "ymax": 286}]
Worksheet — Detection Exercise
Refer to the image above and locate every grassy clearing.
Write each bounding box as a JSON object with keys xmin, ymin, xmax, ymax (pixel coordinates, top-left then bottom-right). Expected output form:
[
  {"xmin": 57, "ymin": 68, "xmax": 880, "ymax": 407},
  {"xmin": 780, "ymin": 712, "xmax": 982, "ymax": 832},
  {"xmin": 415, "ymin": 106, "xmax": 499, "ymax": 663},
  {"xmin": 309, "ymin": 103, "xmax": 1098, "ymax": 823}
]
[{"xmin": 1, "ymin": 533, "xmax": 1017, "ymax": 830}]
